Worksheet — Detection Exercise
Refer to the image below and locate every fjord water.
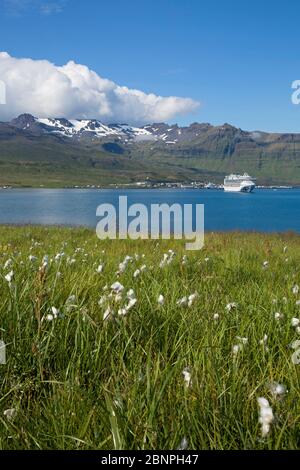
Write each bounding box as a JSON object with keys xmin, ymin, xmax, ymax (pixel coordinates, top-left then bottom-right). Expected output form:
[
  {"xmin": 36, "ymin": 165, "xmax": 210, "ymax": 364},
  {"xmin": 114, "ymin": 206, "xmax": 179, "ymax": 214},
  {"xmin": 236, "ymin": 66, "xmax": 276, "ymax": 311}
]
[{"xmin": 0, "ymin": 188, "xmax": 299, "ymax": 232}]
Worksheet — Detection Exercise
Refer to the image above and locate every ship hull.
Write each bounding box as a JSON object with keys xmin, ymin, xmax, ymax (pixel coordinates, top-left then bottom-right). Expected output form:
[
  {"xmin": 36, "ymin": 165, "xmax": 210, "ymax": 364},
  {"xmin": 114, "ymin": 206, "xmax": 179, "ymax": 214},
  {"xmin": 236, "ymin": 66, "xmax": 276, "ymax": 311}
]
[{"xmin": 224, "ymin": 183, "xmax": 255, "ymax": 193}]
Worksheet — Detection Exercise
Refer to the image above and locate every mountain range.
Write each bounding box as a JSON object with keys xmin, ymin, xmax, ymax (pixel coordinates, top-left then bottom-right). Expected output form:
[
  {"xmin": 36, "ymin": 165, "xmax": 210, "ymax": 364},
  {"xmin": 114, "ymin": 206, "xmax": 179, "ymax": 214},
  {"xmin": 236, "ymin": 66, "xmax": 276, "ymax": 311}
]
[{"xmin": 1, "ymin": 113, "xmax": 300, "ymax": 187}]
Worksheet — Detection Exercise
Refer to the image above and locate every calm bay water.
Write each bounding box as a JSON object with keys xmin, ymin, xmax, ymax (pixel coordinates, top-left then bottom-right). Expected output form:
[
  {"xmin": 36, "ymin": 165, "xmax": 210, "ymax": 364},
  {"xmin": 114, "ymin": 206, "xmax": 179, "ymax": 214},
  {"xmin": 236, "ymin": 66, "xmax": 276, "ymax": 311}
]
[{"xmin": 0, "ymin": 188, "xmax": 299, "ymax": 232}]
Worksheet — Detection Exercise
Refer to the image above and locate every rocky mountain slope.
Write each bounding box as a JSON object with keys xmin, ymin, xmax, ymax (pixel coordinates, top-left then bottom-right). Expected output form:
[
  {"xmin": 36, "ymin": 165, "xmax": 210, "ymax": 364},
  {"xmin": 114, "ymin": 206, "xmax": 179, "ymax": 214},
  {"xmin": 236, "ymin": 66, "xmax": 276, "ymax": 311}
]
[{"xmin": 1, "ymin": 114, "xmax": 300, "ymax": 186}]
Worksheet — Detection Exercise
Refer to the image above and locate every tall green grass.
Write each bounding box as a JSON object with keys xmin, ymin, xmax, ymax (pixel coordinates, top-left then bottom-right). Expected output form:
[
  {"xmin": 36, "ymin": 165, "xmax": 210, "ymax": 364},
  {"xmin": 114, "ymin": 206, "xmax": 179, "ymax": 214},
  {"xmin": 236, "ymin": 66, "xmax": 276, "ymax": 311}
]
[{"xmin": 0, "ymin": 226, "xmax": 300, "ymax": 450}]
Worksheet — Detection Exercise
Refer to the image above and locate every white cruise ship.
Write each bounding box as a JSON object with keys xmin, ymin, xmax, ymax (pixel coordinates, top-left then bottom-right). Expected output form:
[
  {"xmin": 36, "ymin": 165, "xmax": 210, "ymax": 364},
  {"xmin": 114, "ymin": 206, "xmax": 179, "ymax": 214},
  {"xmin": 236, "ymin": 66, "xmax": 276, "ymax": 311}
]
[{"xmin": 223, "ymin": 173, "xmax": 256, "ymax": 192}]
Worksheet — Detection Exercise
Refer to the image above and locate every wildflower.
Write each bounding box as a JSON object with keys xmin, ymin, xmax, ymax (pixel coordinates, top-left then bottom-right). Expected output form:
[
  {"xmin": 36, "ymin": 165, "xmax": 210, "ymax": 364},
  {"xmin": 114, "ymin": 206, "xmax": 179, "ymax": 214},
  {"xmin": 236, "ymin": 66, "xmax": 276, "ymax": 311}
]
[
  {"xmin": 48, "ymin": 307, "xmax": 60, "ymax": 320},
  {"xmin": 226, "ymin": 302, "xmax": 237, "ymax": 312},
  {"xmin": 188, "ymin": 292, "xmax": 198, "ymax": 307},
  {"xmin": 232, "ymin": 344, "xmax": 242, "ymax": 356},
  {"xmin": 283, "ymin": 246, "xmax": 288, "ymax": 253},
  {"xmin": 296, "ymin": 300, "xmax": 300, "ymax": 306},
  {"xmin": 291, "ymin": 318, "xmax": 300, "ymax": 327},
  {"xmin": 292, "ymin": 285, "xmax": 299, "ymax": 295},
  {"xmin": 96, "ymin": 264, "xmax": 104, "ymax": 273},
  {"xmin": 4, "ymin": 270, "xmax": 14, "ymax": 284},
  {"xmin": 257, "ymin": 397, "xmax": 274, "ymax": 438},
  {"xmin": 274, "ymin": 312, "xmax": 283, "ymax": 320},
  {"xmin": 127, "ymin": 289, "xmax": 135, "ymax": 300},
  {"xmin": 263, "ymin": 261, "xmax": 269, "ymax": 269},
  {"xmin": 204, "ymin": 257, "xmax": 210, "ymax": 262},
  {"xmin": 126, "ymin": 298, "xmax": 137, "ymax": 310},
  {"xmin": 269, "ymin": 382, "xmax": 286, "ymax": 399},
  {"xmin": 158, "ymin": 294, "xmax": 164, "ymax": 306},
  {"xmin": 177, "ymin": 437, "xmax": 188, "ymax": 450},
  {"xmin": 118, "ymin": 308, "xmax": 128, "ymax": 316},
  {"xmin": 4, "ymin": 259, "xmax": 12, "ymax": 269},
  {"xmin": 291, "ymin": 340, "xmax": 300, "ymax": 364},
  {"xmin": 29, "ymin": 255, "xmax": 37, "ymax": 262},
  {"xmin": 3, "ymin": 408, "xmax": 16, "ymax": 421},
  {"xmin": 182, "ymin": 255, "xmax": 187, "ymax": 265},
  {"xmin": 54, "ymin": 252, "xmax": 65, "ymax": 262},
  {"xmin": 65, "ymin": 295, "xmax": 77, "ymax": 312},
  {"xmin": 111, "ymin": 282, "xmax": 124, "ymax": 294},
  {"xmin": 213, "ymin": 313, "xmax": 219, "ymax": 321},
  {"xmin": 118, "ymin": 297, "xmax": 137, "ymax": 316},
  {"xmin": 103, "ymin": 306, "xmax": 113, "ymax": 321},
  {"xmin": 296, "ymin": 326, "xmax": 300, "ymax": 335},
  {"xmin": 259, "ymin": 334, "xmax": 268, "ymax": 349},
  {"xmin": 114, "ymin": 293, "xmax": 123, "ymax": 303},
  {"xmin": 0, "ymin": 340, "xmax": 6, "ymax": 364},
  {"xmin": 236, "ymin": 336, "xmax": 248, "ymax": 345},
  {"xmin": 98, "ymin": 295, "xmax": 107, "ymax": 306},
  {"xmin": 182, "ymin": 368, "xmax": 192, "ymax": 388},
  {"xmin": 176, "ymin": 296, "xmax": 188, "ymax": 307},
  {"xmin": 133, "ymin": 269, "xmax": 141, "ymax": 278}
]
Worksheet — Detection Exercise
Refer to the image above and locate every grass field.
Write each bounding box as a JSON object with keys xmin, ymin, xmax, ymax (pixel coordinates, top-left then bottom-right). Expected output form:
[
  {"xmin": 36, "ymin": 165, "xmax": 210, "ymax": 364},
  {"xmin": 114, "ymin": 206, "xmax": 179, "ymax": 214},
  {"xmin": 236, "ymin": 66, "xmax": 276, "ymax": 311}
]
[{"xmin": 0, "ymin": 226, "xmax": 300, "ymax": 450}]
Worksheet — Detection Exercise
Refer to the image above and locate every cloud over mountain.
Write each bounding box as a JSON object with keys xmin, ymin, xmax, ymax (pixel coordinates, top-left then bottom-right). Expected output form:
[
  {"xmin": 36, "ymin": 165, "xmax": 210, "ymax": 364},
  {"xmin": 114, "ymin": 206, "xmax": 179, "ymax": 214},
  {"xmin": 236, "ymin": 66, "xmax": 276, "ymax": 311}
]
[{"xmin": 0, "ymin": 52, "xmax": 199, "ymax": 124}]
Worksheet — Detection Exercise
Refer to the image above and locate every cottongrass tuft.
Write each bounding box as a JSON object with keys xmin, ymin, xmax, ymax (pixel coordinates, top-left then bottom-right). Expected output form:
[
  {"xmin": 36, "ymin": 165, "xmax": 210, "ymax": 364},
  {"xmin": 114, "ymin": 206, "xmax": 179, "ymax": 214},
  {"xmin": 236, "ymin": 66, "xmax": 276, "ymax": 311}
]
[{"xmin": 257, "ymin": 397, "xmax": 274, "ymax": 438}]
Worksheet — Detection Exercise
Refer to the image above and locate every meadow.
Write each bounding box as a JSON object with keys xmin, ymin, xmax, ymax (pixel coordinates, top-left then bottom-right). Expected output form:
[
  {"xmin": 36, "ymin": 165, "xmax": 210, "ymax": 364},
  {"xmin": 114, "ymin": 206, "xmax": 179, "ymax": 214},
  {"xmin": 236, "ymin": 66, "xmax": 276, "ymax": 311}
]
[{"xmin": 0, "ymin": 226, "xmax": 300, "ymax": 450}]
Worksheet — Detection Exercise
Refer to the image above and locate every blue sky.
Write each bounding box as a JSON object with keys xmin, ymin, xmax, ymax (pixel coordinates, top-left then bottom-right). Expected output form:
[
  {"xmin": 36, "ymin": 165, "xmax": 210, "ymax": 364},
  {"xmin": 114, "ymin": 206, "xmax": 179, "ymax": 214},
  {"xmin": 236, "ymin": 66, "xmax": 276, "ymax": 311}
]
[{"xmin": 1, "ymin": 0, "xmax": 300, "ymax": 131}]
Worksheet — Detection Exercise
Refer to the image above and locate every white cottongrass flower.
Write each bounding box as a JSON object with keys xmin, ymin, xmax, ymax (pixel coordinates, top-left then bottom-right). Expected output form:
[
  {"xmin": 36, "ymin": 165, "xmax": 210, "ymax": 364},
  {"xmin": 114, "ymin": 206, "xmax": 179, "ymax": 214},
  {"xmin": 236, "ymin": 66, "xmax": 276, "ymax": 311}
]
[
  {"xmin": 263, "ymin": 261, "xmax": 269, "ymax": 269},
  {"xmin": 157, "ymin": 294, "xmax": 164, "ymax": 306},
  {"xmin": 259, "ymin": 334, "xmax": 268, "ymax": 347},
  {"xmin": 159, "ymin": 250, "xmax": 175, "ymax": 268},
  {"xmin": 46, "ymin": 307, "xmax": 60, "ymax": 321},
  {"xmin": 182, "ymin": 368, "xmax": 192, "ymax": 388},
  {"xmin": 232, "ymin": 344, "xmax": 243, "ymax": 356},
  {"xmin": 3, "ymin": 408, "xmax": 17, "ymax": 421},
  {"xmin": 177, "ymin": 437, "xmax": 188, "ymax": 450},
  {"xmin": 114, "ymin": 293, "xmax": 123, "ymax": 303},
  {"xmin": 54, "ymin": 252, "xmax": 65, "ymax": 262},
  {"xmin": 133, "ymin": 269, "xmax": 141, "ymax": 278},
  {"xmin": 4, "ymin": 270, "xmax": 14, "ymax": 284},
  {"xmin": 176, "ymin": 296, "xmax": 188, "ymax": 307},
  {"xmin": 65, "ymin": 295, "xmax": 77, "ymax": 312},
  {"xmin": 296, "ymin": 326, "xmax": 300, "ymax": 335},
  {"xmin": 111, "ymin": 282, "xmax": 124, "ymax": 294},
  {"xmin": 292, "ymin": 285, "xmax": 300, "ymax": 295},
  {"xmin": 4, "ymin": 259, "xmax": 12, "ymax": 269},
  {"xmin": 188, "ymin": 292, "xmax": 198, "ymax": 307},
  {"xmin": 103, "ymin": 306, "xmax": 114, "ymax": 321},
  {"xmin": 98, "ymin": 295, "xmax": 107, "ymax": 306},
  {"xmin": 213, "ymin": 313, "xmax": 220, "ymax": 321},
  {"xmin": 118, "ymin": 297, "xmax": 137, "ymax": 316},
  {"xmin": 226, "ymin": 302, "xmax": 238, "ymax": 312},
  {"xmin": 269, "ymin": 382, "xmax": 286, "ymax": 399},
  {"xmin": 96, "ymin": 264, "xmax": 104, "ymax": 273},
  {"xmin": 117, "ymin": 255, "xmax": 132, "ymax": 274},
  {"xmin": 291, "ymin": 340, "xmax": 300, "ymax": 364},
  {"xmin": 236, "ymin": 336, "xmax": 248, "ymax": 345},
  {"xmin": 291, "ymin": 318, "xmax": 300, "ymax": 327},
  {"xmin": 274, "ymin": 312, "xmax": 284, "ymax": 320},
  {"xmin": 257, "ymin": 397, "xmax": 274, "ymax": 438},
  {"xmin": 127, "ymin": 289, "xmax": 135, "ymax": 300}
]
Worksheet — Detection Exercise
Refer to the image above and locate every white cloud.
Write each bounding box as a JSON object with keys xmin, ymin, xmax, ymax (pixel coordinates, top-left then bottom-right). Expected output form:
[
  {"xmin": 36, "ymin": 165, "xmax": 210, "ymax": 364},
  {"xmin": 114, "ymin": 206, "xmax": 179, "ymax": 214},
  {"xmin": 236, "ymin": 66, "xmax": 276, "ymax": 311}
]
[
  {"xmin": 0, "ymin": 52, "xmax": 200, "ymax": 124},
  {"xmin": 2, "ymin": 0, "xmax": 66, "ymax": 15}
]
